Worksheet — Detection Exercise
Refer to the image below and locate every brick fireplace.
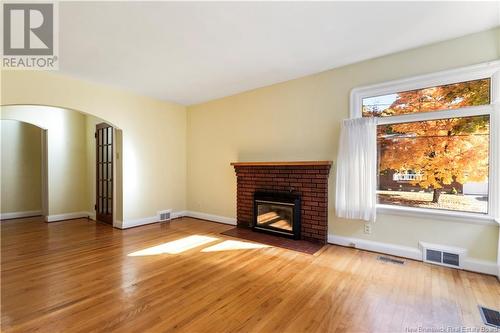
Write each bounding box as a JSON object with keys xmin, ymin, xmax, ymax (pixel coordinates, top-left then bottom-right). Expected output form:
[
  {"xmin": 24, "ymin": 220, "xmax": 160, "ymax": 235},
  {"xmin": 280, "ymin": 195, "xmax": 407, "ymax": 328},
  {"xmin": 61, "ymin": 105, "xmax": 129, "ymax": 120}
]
[{"xmin": 231, "ymin": 161, "xmax": 332, "ymax": 244}]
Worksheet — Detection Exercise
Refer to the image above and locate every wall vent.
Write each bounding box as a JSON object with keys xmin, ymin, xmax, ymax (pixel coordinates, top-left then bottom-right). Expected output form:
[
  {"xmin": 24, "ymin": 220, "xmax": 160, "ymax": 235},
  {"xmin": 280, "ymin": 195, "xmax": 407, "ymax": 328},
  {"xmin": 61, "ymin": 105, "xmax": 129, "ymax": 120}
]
[
  {"xmin": 443, "ymin": 252, "xmax": 460, "ymax": 266},
  {"xmin": 420, "ymin": 242, "xmax": 466, "ymax": 269},
  {"xmin": 158, "ymin": 210, "xmax": 172, "ymax": 222},
  {"xmin": 426, "ymin": 249, "xmax": 442, "ymax": 263}
]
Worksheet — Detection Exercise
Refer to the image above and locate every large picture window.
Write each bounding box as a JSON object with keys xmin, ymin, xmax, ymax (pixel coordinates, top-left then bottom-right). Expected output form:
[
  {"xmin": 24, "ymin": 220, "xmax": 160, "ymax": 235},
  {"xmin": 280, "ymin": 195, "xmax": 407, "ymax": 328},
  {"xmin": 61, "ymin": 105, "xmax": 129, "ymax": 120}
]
[{"xmin": 351, "ymin": 62, "xmax": 499, "ymax": 221}]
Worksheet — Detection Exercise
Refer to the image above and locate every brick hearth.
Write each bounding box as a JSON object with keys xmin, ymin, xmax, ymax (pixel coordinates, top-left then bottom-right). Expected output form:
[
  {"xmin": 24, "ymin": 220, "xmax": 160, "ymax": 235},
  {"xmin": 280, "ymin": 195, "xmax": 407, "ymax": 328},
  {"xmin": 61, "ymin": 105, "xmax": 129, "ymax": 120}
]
[{"xmin": 231, "ymin": 161, "xmax": 332, "ymax": 244}]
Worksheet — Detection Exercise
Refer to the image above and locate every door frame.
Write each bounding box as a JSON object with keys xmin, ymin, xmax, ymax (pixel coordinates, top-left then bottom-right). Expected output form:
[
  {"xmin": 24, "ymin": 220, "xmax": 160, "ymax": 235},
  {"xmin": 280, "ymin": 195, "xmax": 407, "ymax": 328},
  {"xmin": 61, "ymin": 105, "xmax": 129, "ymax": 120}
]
[
  {"xmin": 92, "ymin": 126, "xmax": 122, "ymax": 229},
  {"xmin": 41, "ymin": 129, "xmax": 48, "ymax": 218}
]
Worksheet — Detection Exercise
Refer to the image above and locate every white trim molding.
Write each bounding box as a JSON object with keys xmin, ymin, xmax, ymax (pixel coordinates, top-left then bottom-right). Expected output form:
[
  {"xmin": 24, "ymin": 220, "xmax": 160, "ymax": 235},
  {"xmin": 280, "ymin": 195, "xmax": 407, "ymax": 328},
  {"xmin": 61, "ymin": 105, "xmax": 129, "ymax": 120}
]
[
  {"xmin": 119, "ymin": 210, "xmax": 235, "ymax": 229},
  {"xmin": 119, "ymin": 211, "xmax": 185, "ymax": 229},
  {"xmin": 377, "ymin": 205, "xmax": 497, "ymax": 226},
  {"xmin": 171, "ymin": 210, "xmax": 187, "ymax": 219},
  {"xmin": 328, "ymin": 234, "xmax": 422, "ymax": 260},
  {"xmin": 462, "ymin": 258, "xmax": 498, "ymax": 276},
  {"xmin": 45, "ymin": 212, "xmax": 90, "ymax": 222},
  {"xmin": 0, "ymin": 210, "xmax": 43, "ymax": 220},
  {"xmin": 183, "ymin": 211, "xmax": 236, "ymax": 225},
  {"xmin": 328, "ymin": 234, "xmax": 497, "ymax": 276},
  {"xmin": 120, "ymin": 216, "xmax": 158, "ymax": 229}
]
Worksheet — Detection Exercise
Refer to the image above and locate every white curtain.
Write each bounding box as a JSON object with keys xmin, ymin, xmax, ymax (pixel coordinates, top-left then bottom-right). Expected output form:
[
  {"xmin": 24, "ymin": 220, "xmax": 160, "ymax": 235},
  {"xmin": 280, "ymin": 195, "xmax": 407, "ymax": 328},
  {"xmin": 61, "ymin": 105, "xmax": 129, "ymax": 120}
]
[{"xmin": 335, "ymin": 117, "xmax": 377, "ymax": 222}]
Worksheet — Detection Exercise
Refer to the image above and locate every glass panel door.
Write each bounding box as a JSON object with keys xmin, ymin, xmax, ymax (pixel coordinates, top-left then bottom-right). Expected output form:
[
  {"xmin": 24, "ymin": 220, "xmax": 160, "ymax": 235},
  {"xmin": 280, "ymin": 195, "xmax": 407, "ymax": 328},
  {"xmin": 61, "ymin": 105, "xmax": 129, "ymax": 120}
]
[{"xmin": 96, "ymin": 123, "xmax": 113, "ymax": 224}]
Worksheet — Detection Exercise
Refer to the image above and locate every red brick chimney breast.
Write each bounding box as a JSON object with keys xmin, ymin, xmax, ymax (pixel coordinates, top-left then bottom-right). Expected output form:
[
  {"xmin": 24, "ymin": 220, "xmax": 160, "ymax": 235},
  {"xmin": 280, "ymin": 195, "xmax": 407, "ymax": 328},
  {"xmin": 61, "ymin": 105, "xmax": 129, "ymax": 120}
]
[{"xmin": 231, "ymin": 161, "xmax": 332, "ymax": 244}]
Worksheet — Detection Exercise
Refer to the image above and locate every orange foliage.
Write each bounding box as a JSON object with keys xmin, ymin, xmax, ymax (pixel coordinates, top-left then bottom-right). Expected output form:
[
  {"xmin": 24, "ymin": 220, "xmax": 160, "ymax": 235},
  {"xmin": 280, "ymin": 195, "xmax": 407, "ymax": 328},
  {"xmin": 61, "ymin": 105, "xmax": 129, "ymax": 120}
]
[
  {"xmin": 376, "ymin": 79, "xmax": 491, "ymax": 196},
  {"xmin": 378, "ymin": 116, "xmax": 489, "ymax": 190},
  {"xmin": 363, "ymin": 78, "xmax": 490, "ymax": 117}
]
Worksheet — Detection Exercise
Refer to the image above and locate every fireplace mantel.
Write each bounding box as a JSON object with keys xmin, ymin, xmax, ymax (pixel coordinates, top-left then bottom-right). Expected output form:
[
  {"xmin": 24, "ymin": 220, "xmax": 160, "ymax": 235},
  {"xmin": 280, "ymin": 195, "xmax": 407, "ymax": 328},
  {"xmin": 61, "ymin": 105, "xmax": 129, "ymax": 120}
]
[{"xmin": 230, "ymin": 161, "xmax": 332, "ymax": 167}]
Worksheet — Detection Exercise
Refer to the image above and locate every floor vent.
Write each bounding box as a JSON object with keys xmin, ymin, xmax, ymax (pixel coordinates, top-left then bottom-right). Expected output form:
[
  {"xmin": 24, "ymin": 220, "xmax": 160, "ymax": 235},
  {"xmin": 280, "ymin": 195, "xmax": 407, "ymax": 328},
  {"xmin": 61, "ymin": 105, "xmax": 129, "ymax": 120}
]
[
  {"xmin": 420, "ymin": 242, "xmax": 466, "ymax": 269},
  {"xmin": 158, "ymin": 210, "xmax": 172, "ymax": 222},
  {"xmin": 479, "ymin": 306, "xmax": 500, "ymax": 328},
  {"xmin": 377, "ymin": 256, "xmax": 405, "ymax": 265}
]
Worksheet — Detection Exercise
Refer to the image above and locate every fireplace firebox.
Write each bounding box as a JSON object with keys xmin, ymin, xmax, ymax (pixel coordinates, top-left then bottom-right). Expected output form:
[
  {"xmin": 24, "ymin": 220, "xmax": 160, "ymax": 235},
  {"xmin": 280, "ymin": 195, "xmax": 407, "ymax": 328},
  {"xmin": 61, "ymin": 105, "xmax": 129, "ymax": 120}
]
[{"xmin": 253, "ymin": 191, "xmax": 301, "ymax": 239}]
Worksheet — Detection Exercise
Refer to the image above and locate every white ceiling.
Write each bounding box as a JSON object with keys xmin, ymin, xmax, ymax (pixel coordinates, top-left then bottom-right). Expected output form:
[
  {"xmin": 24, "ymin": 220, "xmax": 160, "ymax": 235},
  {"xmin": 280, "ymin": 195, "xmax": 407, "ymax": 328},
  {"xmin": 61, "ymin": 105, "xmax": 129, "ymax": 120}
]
[{"xmin": 59, "ymin": 1, "xmax": 500, "ymax": 105}]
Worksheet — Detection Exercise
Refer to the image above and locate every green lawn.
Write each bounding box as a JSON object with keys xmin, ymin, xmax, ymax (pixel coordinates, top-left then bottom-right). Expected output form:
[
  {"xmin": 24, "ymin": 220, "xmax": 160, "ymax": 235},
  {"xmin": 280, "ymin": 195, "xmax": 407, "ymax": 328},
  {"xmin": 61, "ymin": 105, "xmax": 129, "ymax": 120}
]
[{"xmin": 377, "ymin": 190, "xmax": 488, "ymax": 214}]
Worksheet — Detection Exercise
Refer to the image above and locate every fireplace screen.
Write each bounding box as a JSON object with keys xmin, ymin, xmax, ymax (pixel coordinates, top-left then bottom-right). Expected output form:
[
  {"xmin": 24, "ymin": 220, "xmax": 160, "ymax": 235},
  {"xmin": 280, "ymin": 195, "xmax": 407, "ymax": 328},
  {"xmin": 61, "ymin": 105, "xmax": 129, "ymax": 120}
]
[{"xmin": 253, "ymin": 191, "xmax": 301, "ymax": 239}]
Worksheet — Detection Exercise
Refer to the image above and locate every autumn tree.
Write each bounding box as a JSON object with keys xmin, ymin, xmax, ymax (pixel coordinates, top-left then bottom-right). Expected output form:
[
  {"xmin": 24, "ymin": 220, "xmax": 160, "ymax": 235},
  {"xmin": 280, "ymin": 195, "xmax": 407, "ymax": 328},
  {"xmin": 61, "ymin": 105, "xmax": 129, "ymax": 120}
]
[
  {"xmin": 368, "ymin": 79, "xmax": 490, "ymax": 117},
  {"xmin": 376, "ymin": 79, "xmax": 490, "ymax": 203}
]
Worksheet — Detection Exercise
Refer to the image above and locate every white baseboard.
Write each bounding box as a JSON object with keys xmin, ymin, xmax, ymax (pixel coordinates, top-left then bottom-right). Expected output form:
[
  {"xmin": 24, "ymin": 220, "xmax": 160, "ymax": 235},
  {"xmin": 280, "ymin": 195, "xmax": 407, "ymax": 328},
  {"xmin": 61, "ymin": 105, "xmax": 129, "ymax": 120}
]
[
  {"xmin": 120, "ymin": 216, "xmax": 158, "ymax": 229},
  {"xmin": 328, "ymin": 235, "xmax": 496, "ymax": 276},
  {"xmin": 462, "ymin": 258, "xmax": 498, "ymax": 276},
  {"xmin": 46, "ymin": 212, "xmax": 90, "ymax": 222},
  {"xmin": 118, "ymin": 210, "xmax": 235, "ymax": 229},
  {"xmin": 120, "ymin": 210, "xmax": 186, "ymax": 229},
  {"xmin": 183, "ymin": 211, "xmax": 236, "ymax": 225},
  {"xmin": 171, "ymin": 210, "xmax": 187, "ymax": 219},
  {"xmin": 328, "ymin": 235, "xmax": 422, "ymax": 260},
  {"xmin": 0, "ymin": 210, "xmax": 43, "ymax": 220}
]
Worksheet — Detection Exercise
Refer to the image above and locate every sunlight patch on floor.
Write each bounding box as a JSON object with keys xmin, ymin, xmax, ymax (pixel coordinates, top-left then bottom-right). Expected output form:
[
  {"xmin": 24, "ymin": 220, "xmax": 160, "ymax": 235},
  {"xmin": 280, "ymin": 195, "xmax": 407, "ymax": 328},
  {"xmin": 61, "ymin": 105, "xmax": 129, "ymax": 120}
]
[
  {"xmin": 128, "ymin": 235, "xmax": 218, "ymax": 256},
  {"xmin": 201, "ymin": 239, "xmax": 271, "ymax": 252}
]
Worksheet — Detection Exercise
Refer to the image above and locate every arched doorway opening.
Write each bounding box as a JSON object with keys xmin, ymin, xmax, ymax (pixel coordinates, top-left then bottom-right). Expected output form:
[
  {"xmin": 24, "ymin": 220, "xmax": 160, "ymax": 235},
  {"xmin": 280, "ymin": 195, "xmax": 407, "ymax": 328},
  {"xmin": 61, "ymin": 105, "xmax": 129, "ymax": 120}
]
[
  {"xmin": 0, "ymin": 120, "xmax": 48, "ymax": 219},
  {"xmin": 0, "ymin": 105, "xmax": 123, "ymax": 227}
]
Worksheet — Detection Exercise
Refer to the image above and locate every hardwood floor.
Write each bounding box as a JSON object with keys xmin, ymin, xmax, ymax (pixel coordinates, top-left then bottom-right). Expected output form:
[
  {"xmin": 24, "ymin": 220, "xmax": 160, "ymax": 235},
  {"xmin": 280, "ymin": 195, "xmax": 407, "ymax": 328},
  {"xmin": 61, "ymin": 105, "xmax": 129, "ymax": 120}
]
[{"xmin": 1, "ymin": 216, "xmax": 499, "ymax": 332}]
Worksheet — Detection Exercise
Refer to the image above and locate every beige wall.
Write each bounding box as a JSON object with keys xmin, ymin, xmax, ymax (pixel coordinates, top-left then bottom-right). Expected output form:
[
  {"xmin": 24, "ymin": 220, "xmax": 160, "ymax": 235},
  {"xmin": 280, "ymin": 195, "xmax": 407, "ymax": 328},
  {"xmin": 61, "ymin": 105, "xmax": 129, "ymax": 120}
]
[
  {"xmin": 1, "ymin": 106, "xmax": 88, "ymax": 216},
  {"xmin": 1, "ymin": 71, "xmax": 187, "ymax": 225},
  {"xmin": 1, "ymin": 120, "xmax": 42, "ymax": 214},
  {"xmin": 187, "ymin": 28, "xmax": 500, "ymax": 262}
]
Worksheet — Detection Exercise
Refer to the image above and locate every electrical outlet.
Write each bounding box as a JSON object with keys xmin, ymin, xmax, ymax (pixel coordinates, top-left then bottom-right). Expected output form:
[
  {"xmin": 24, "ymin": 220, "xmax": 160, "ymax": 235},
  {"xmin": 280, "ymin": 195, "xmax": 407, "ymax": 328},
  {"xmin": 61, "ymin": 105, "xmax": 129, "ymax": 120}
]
[{"xmin": 364, "ymin": 223, "xmax": 372, "ymax": 234}]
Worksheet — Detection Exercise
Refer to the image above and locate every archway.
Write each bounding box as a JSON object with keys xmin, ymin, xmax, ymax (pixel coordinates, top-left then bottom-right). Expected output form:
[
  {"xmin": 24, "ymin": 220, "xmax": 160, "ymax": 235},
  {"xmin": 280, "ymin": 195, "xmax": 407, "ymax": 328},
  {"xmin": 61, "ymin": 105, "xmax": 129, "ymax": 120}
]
[
  {"xmin": 0, "ymin": 119, "xmax": 48, "ymax": 219},
  {"xmin": 0, "ymin": 105, "xmax": 123, "ymax": 227}
]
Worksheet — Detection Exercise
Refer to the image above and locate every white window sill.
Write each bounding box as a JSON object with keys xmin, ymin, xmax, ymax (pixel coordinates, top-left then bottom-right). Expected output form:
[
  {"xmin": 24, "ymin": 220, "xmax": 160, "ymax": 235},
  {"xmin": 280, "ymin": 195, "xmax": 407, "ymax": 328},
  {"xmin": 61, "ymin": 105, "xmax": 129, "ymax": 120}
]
[{"xmin": 376, "ymin": 204, "xmax": 498, "ymax": 226}]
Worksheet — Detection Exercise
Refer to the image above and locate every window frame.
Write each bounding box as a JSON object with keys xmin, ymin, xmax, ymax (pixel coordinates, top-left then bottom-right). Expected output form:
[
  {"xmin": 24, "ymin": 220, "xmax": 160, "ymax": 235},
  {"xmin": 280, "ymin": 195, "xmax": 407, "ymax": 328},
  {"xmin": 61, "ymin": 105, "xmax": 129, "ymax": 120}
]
[{"xmin": 350, "ymin": 61, "xmax": 500, "ymax": 225}]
